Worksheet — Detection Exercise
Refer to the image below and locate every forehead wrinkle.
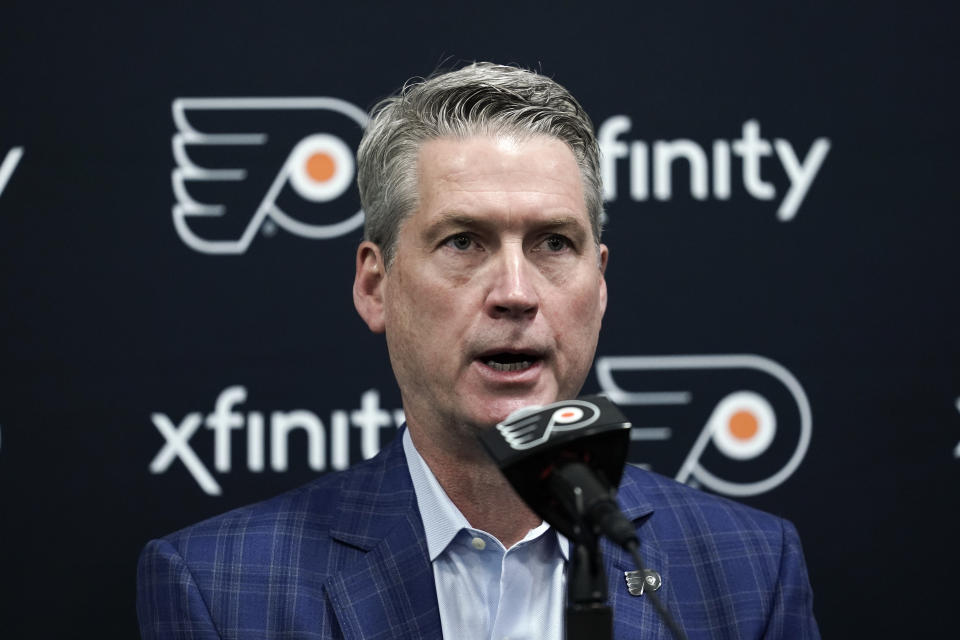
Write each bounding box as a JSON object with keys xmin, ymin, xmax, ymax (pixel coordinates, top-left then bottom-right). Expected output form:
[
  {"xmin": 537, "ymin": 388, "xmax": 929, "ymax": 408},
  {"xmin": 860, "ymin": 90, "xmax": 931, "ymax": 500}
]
[
  {"xmin": 433, "ymin": 169, "xmax": 581, "ymax": 196},
  {"xmin": 419, "ymin": 135, "xmax": 580, "ymax": 190},
  {"xmin": 425, "ymin": 183, "xmax": 585, "ymax": 218},
  {"xmin": 428, "ymin": 211, "xmax": 584, "ymax": 233}
]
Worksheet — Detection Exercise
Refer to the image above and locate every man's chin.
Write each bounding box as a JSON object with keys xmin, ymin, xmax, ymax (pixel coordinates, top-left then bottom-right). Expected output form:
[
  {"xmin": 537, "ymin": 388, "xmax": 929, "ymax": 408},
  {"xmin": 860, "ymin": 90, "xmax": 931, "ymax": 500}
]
[{"xmin": 468, "ymin": 392, "xmax": 560, "ymax": 428}]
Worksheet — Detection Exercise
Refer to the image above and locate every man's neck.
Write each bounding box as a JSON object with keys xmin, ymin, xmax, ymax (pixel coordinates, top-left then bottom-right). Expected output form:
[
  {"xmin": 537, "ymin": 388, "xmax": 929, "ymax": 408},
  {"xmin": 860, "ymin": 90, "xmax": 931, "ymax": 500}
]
[{"xmin": 410, "ymin": 428, "xmax": 541, "ymax": 548}]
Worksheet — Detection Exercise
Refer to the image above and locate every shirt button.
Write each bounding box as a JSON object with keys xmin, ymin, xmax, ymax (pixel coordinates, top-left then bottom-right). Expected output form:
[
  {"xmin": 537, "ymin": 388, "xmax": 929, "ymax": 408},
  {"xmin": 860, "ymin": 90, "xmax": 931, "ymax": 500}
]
[{"xmin": 471, "ymin": 536, "xmax": 486, "ymax": 551}]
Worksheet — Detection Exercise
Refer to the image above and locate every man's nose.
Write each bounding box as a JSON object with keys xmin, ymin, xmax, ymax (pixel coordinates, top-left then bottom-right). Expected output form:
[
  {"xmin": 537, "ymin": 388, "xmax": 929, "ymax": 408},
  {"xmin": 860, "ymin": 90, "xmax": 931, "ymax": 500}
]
[{"xmin": 484, "ymin": 243, "xmax": 539, "ymax": 319}]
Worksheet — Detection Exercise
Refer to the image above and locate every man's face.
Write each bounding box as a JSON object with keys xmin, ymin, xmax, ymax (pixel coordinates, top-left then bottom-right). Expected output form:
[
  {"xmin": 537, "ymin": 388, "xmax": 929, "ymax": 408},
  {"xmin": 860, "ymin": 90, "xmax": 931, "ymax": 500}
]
[{"xmin": 358, "ymin": 135, "xmax": 608, "ymax": 447}]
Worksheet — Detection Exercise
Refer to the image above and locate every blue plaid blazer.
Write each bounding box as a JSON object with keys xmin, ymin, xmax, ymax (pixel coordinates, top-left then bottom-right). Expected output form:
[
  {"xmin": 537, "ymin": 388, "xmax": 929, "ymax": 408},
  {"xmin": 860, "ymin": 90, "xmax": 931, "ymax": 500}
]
[{"xmin": 137, "ymin": 429, "xmax": 819, "ymax": 639}]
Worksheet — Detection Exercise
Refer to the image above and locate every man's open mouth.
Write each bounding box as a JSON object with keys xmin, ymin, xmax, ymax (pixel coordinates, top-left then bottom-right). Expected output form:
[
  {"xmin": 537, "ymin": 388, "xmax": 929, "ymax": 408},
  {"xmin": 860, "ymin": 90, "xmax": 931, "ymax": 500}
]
[{"xmin": 480, "ymin": 352, "xmax": 540, "ymax": 372}]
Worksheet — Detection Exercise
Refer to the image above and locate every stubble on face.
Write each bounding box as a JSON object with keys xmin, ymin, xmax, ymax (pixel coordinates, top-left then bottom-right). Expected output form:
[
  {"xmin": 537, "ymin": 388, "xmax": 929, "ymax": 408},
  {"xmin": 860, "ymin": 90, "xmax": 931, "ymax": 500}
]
[{"xmin": 380, "ymin": 134, "xmax": 608, "ymax": 459}]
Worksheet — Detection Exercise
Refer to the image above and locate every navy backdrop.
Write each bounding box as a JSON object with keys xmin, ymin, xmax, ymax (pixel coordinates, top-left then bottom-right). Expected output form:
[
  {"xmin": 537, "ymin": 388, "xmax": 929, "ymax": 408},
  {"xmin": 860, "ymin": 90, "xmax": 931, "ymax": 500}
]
[{"xmin": 1, "ymin": 1, "xmax": 958, "ymax": 636}]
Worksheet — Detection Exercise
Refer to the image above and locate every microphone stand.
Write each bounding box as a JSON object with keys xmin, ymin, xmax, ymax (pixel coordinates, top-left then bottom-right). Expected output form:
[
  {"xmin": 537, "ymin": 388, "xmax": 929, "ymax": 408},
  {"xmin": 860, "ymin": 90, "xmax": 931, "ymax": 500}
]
[{"xmin": 565, "ymin": 488, "xmax": 613, "ymax": 640}]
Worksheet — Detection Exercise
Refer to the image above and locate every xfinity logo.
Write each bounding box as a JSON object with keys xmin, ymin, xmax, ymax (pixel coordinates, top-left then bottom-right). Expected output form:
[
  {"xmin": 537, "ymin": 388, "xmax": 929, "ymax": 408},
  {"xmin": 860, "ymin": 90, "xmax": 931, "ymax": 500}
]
[
  {"xmin": 149, "ymin": 386, "xmax": 403, "ymax": 495},
  {"xmin": 0, "ymin": 147, "xmax": 24, "ymax": 198},
  {"xmin": 598, "ymin": 118, "xmax": 831, "ymax": 220}
]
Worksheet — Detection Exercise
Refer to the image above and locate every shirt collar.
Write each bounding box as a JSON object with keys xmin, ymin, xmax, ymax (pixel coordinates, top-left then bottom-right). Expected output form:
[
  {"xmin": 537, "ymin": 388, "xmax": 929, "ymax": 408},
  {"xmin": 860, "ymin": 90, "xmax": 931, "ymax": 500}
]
[{"xmin": 402, "ymin": 428, "xmax": 569, "ymax": 562}]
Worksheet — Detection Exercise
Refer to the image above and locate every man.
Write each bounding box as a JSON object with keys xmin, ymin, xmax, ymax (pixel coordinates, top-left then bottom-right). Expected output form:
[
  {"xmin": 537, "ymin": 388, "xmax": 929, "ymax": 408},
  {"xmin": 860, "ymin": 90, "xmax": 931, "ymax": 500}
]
[{"xmin": 138, "ymin": 63, "xmax": 819, "ymax": 639}]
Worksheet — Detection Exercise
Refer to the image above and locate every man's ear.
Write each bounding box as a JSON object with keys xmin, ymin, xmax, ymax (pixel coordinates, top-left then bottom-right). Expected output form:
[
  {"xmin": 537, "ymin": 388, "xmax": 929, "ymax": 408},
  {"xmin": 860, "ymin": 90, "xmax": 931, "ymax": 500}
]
[
  {"xmin": 598, "ymin": 243, "xmax": 609, "ymax": 317},
  {"xmin": 353, "ymin": 241, "xmax": 387, "ymax": 333}
]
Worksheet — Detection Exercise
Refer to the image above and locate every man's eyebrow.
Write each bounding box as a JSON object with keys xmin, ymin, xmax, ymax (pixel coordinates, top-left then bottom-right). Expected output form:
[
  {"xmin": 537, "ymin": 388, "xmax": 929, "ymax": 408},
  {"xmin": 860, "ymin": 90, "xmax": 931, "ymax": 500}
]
[
  {"xmin": 432, "ymin": 213, "xmax": 482, "ymax": 229},
  {"xmin": 421, "ymin": 213, "xmax": 589, "ymax": 245},
  {"xmin": 531, "ymin": 216, "xmax": 592, "ymax": 241},
  {"xmin": 538, "ymin": 216, "xmax": 587, "ymax": 230},
  {"xmin": 421, "ymin": 213, "xmax": 489, "ymax": 243}
]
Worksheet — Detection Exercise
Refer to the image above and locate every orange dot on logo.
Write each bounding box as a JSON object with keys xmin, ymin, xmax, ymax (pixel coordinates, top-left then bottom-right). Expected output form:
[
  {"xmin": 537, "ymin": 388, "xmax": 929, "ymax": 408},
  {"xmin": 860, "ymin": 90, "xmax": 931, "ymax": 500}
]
[
  {"xmin": 306, "ymin": 152, "xmax": 336, "ymax": 183},
  {"xmin": 561, "ymin": 411, "xmax": 575, "ymax": 418},
  {"xmin": 728, "ymin": 410, "xmax": 759, "ymax": 440}
]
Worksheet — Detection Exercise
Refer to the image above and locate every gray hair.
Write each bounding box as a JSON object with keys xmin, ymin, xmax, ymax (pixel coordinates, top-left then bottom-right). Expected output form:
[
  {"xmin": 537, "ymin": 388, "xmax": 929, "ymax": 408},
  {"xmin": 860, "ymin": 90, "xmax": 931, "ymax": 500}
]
[{"xmin": 356, "ymin": 62, "xmax": 603, "ymax": 267}]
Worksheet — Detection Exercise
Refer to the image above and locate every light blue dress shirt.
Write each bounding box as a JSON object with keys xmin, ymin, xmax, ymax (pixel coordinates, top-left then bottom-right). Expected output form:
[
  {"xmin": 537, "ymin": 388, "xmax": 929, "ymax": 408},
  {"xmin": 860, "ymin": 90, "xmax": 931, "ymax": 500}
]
[{"xmin": 403, "ymin": 429, "xmax": 570, "ymax": 640}]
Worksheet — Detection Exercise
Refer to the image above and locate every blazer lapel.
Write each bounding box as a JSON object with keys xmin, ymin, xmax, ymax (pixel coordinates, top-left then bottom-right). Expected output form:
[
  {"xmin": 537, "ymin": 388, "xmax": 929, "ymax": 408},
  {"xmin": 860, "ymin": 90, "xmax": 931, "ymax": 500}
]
[
  {"xmin": 320, "ymin": 438, "xmax": 680, "ymax": 639},
  {"xmin": 323, "ymin": 431, "xmax": 443, "ymax": 639},
  {"xmin": 604, "ymin": 469, "xmax": 674, "ymax": 639}
]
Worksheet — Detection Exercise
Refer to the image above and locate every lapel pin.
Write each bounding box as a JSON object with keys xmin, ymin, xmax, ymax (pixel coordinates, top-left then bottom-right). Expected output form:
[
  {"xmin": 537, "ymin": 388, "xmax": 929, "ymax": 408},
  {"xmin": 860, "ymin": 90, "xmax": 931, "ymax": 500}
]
[{"xmin": 624, "ymin": 569, "xmax": 662, "ymax": 596}]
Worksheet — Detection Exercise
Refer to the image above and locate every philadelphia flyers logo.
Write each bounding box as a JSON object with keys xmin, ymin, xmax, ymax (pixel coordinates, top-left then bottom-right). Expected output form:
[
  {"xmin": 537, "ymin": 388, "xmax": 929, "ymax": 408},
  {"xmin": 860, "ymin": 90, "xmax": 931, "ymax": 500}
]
[
  {"xmin": 171, "ymin": 97, "xmax": 369, "ymax": 254},
  {"xmin": 497, "ymin": 400, "xmax": 601, "ymax": 451},
  {"xmin": 595, "ymin": 354, "xmax": 812, "ymax": 497}
]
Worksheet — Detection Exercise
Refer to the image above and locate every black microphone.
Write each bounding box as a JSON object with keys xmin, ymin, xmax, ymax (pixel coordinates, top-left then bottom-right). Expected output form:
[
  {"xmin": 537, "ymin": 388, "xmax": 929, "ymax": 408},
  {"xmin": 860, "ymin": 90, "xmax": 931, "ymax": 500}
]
[
  {"xmin": 476, "ymin": 394, "xmax": 635, "ymax": 546},
  {"xmin": 479, "ymin": 395, "xmax": 690, "ymax": 640}
]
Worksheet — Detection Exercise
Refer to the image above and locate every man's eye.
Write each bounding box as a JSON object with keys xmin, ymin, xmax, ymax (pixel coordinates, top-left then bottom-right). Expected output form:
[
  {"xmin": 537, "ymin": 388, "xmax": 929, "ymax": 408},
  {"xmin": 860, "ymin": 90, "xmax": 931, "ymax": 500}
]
[
  {"xmin": 543, "ymin": 234, "xmax": 571, "ymax": 252},
  {"xmin": 446, "ymin": 234, "xmax": 473, "ymax": 251}
]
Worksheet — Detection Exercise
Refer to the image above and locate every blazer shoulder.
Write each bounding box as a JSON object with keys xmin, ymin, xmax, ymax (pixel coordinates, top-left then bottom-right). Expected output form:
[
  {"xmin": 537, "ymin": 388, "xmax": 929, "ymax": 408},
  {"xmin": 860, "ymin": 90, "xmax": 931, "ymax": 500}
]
[
  {"xmin": 151, "ymin": 430, "xmax": 412, "ymax": 561},
  {"xmin": 166, "ymin": 470, "xmax": 347, "ymax": 546},
  {"xmin": 621, "ymin": 465, "xmax": 797, "ymax": 555},
  {"xmin": 137, "ymin": 470, "xmax": 366, "ymax": 640},
  {"xmin": 619, "ymin": 468, "xmax": 819, "ymax": 637},
  {"xmin": 137, "ymin": 434, "xmax": 430, "ymax": 639}
]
